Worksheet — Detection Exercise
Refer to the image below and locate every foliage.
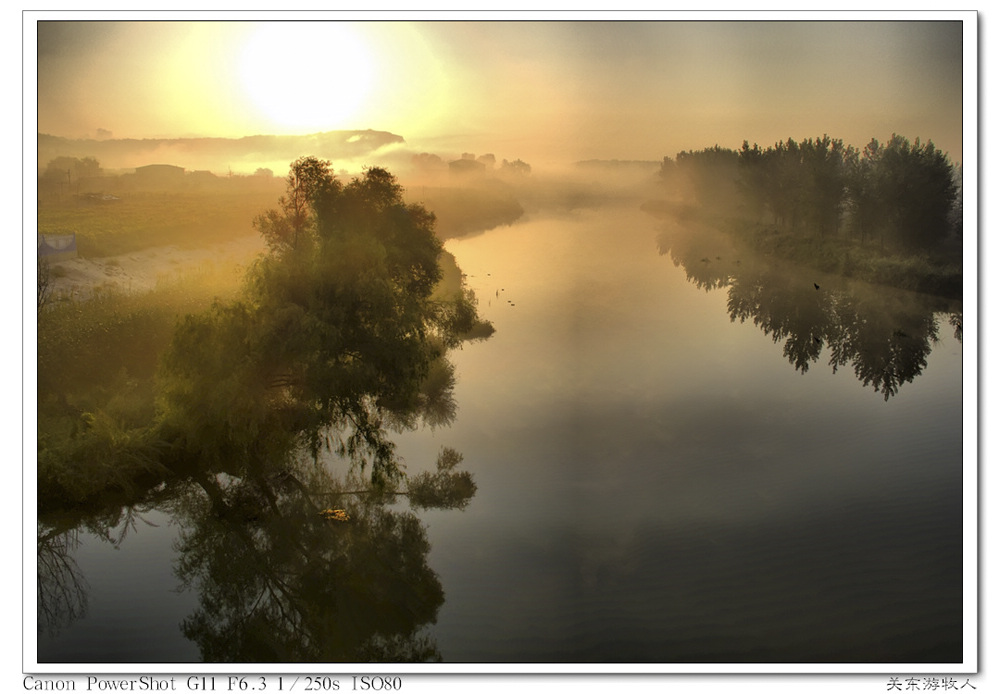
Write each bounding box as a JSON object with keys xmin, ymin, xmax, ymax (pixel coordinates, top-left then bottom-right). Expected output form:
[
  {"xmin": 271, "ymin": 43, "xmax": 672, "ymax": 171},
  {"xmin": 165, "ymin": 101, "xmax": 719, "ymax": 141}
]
[
  {"xmin": 675, "ymin": 145, "xmax": 742, "ymax": 213},
  {"xmin": 37, "ymin": 271, "xmax": 245, "ymax": 511},
  {"xmin": 500, "ymin": 158, "xmax": 532, "ymax": 176},
  {"xmin": 656, "ymin": 221, "xmax": 960, "ymax": 399},
  {"xmin": 37, "ymin": 161, "xmax": 487, "ymax": 650},
  {"xmin": 40, "ymin": 156, "xmax": 102, "ymax": 184},
  {"xmin": 254, "ymin": 156, "xmax": 340, "ymax": 251},
  {"xmin": 670, "ymin": 134, "xmax": 959, "ymax": 253},
  {"xmin": 735, "ymin": 136, "xmax": 855, "ymax": 235},
  {"xmin": 39, "ymin": 158, "xmax": 489, "ymax": 513},
  {"xmin": 658, "ymin": 133, "xmax": 962, "ymax": 296},
  {"xmin": 38, "ymin": 408, "xmax": 167, "ymax": 508},
  {"xmin": 172, "ymin": 464, "xmax": 448, "ymax": 662},
  {"xmin": 846, "ymin": 135, "xmax": 958, "ymax": 249},
  {"xmin": 158, "ymin": 161, "xmax": 489, "ymax": 486},
  {"xmin": 38, "ymin": 258, "xmax": 52, "ymax": 311},
  {"xmin": 407, "ymin": 447, "xmax": 477, "ymax": 511}
]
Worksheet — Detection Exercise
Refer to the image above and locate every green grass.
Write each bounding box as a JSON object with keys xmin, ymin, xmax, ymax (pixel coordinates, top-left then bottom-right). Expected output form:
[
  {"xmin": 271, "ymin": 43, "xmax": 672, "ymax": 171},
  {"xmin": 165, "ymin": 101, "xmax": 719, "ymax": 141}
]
[
  {"xmin": 36, "ymin": 260, "xmax": 249, "ymax": 509},
  {"xmin": 39, "ymin": 263, "xmax": 245, "ymax": 397},
  {"xmin": 36, "ymin": 243, "xmax": 489, "ymax": 512},
  {"xmin": 38, "ymin": 189, "xmax": 282, "ymax": 257}
]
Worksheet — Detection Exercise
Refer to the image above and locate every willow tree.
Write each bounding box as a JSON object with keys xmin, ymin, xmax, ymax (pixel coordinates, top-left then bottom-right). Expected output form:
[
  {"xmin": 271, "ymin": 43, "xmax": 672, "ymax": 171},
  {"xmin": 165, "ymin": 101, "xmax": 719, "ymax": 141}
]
[{"xmin": 158, "ymin": 160, "xmax": 489, "ymax": 485}]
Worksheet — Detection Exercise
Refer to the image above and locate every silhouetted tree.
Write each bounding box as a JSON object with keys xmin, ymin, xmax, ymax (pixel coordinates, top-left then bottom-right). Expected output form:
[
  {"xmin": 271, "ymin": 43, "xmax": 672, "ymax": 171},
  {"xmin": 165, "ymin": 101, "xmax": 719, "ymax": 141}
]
[
  {"xmin": 411, "ymin": 152, "xmax": 446, "ymax": 174},
  {"xmin": 657, "ymin": 155, "xmax": 681, "ymax": 192},
  {"xmin": 766, "ymin": 138, "xmax": 805, "ymax": 230},
  {"xmin": 947, "ymin": 163, "xmax": 963, "ymax": 237},
  {"xmin": 846, "ymin": 135, "xmax": 957, "ymax": 250},
  {"xmin": 41, "ymin": 156, "xmax": 102, "ymax": 183},
  {"xmin": 844, "ymin": 141, "xmax": 879, "ymax": 245},
  {"xmin": 799, "ymin": 135, "xmax": 852, "ymax": 236},
  {"xmin": 690, "ymin": 133, "xmax": 958, "ymax": 250},
  {"xmin": 160, "ymin": 164, "xmax": 489, "ymax": 486},
  {"xmin": 253, "ymin": 156, "xmax": 340, "ymax": 251},
  {"xmin": 675, "ymin": 146, "xmax": 741, "ymax": 213},
  {"xmin": 737, "ymin": 141, "xmax": 768, "ymax": 222},
  {"xmin": 37, "ymin": 526, "xmax": 88, "ymax": 636},
  {"xmin": 500, "ymin": 158, "xmax": 532, "ymax": 176}
]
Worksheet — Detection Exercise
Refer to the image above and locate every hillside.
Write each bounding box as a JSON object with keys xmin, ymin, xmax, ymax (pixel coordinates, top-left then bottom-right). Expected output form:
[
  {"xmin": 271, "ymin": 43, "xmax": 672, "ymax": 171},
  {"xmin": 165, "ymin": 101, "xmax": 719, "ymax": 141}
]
[{"xmin": 37, "ymin": 129, "xmax": 406, "ymax": 174}]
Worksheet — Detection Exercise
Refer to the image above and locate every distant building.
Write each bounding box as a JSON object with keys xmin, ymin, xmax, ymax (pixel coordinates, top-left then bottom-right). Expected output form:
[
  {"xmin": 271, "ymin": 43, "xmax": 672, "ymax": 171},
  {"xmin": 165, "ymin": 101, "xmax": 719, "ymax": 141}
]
[
  {"xmin": 133, "ymin": 164, "xmax": 185, "ymax": 188},
  {"xmin": 186, "ymin": 170, "xmax": 219, "ymax": 190}
]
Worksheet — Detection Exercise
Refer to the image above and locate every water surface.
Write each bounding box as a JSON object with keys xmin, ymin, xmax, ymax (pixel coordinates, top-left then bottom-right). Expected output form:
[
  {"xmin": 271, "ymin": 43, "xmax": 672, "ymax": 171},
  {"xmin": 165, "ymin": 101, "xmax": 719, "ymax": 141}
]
[{"xmin": 36, "ymin": 203, "xmax": 965, "ymax": 664}]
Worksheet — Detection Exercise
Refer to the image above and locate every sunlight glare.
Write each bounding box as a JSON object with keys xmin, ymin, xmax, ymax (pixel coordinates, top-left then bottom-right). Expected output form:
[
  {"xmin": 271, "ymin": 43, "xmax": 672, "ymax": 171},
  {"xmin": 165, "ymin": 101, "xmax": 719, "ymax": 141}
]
[{"xmin": 237, "ymin": 23, "xmax": 377, "ymax": 133}]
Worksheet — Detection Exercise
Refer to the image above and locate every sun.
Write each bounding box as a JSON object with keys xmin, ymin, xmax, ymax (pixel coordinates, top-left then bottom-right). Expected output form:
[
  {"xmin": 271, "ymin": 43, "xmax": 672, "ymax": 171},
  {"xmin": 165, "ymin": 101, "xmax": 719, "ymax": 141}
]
[{"xmin": 236, "ymin": 23, "xmax": 377, "ymax": 133}]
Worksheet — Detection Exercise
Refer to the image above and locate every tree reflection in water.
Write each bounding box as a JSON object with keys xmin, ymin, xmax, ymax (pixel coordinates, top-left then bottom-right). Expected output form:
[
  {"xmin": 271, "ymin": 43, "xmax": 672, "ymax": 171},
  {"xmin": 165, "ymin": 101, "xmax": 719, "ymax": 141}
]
[
  {"xmin": 37, "ymin": 162, "xmax": 486, "ymax": 662},
  {"xmin": 38, "ymin": 486, "xmax": 181, "ymax": 638},
  {"xmin": 657, "ymin": 221, "xmax": 961, "ymax": 400},
  {"xmin": 174, "ymin": 447, "xmax": 473, "ymax": 662},
  {"xmin": 37, "ymin": 440, "xmax": 476, "ymax": 661},
  {"xmin": 37, "ymin": 526, "xmax": 88, "ymax": 637}
]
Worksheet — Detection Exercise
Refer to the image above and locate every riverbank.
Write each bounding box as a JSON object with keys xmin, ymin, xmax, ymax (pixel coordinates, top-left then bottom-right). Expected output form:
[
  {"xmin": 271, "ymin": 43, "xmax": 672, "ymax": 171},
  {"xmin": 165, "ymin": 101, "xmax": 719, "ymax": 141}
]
[
  {"xmin": 641, "ymin": 199, "xmax": 963, "ymax": 300},
  {"xmin": 44, "ymin": 234, "xmax": 266, "ymax": 301}
]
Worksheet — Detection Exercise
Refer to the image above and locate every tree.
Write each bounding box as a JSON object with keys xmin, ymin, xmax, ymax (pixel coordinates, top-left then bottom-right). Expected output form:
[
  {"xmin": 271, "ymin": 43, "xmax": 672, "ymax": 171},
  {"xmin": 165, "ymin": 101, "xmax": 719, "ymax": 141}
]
[
  {"xmin": 500, "ymin": 158, "xmax": 532, "ymax": 176},
  {"xmin": 845, "ymin": 139, "xmax": 883, "ymax": 245},
  {"xmin": 41, "ymin": 156, "xmax": 102, "ymax": 183},
  {"xmin": 675, "ymin": 145, "xmax": 741, "ymax": 213},
  {"xmin": 37, "ymin": 258, "xmax": 52, "ymax": 312},
  {"xmin": 253, "ymin": 156, "xmax": 340, "ymax": 251},
  {"xmin": 159, "ymin": 163, "xmax": 488, "ymax": 486},
  {"xmin": 882, "ymin": 135, "xmax": 957, "ymax": 248},
  {"xmin": 737, "ymin": 141, "xmax": 768, "ymax": 221},
  {"xmin": 767, "ymin": 138, "xmax": 805, "ymax": 230},
  {"xmin": 411, "ymin": 152, "xmax": 446, "ymax": 175},
  {"xmin": 39, "ymin": 157, "xmax": 103, "ymax": 197},
  {"xmin": 846, "ymin": 135, "xmax": 958, "ymax": 250},
  {"xmin": 948, "ymin": 163, "xmax": 963, "ymax": 237}
]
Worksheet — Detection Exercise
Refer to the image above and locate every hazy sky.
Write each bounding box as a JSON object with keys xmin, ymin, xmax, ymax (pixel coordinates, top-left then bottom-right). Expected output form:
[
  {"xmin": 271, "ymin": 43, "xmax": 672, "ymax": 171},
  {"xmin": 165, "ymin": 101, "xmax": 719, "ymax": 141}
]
[{"xmin": 32, "ymin": 16, "xmax": 967, "ymax": 166}]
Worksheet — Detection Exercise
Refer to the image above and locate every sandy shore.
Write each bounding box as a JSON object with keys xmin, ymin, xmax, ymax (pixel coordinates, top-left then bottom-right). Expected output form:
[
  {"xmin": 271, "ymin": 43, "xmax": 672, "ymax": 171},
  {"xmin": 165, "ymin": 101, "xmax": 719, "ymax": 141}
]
[{"xmin": 46, "ymin": 235, "xmax": 267, "ymax": 300}]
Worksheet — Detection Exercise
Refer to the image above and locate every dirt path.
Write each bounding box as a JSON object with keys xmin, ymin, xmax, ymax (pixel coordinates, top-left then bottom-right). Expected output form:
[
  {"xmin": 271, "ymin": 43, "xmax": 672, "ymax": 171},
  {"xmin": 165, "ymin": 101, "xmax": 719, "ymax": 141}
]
[{"xmin": 47, "ymin": 235, "xmax": 267, "ymax": 300}]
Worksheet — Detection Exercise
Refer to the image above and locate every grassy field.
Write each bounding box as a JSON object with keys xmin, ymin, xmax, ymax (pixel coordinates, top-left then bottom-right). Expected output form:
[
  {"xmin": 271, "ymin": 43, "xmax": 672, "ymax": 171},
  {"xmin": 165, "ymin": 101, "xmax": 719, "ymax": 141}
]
[
  {"xmin": 40, "ymin": 181, "xmax": 527, "ymax": 258},
  {"xmin": 38, "ymin": 188, "xmax": 283, "ymax": 258}
]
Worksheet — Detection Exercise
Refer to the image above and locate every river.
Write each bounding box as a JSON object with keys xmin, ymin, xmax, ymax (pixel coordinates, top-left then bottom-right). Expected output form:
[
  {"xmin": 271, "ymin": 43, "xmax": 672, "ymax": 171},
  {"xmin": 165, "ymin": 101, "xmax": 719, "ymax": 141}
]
[{"xmin": 35, "ymin": 202, "xmax": 967, "ymax": 666}]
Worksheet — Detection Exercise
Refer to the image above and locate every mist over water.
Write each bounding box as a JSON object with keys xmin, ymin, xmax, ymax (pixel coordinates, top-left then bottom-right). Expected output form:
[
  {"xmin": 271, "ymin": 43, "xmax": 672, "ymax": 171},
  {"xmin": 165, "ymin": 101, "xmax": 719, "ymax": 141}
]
[
  {"xmin": 399, "ymin": 206, "xmax": 963, "ymax": 662},
  {"xmin": 32, "ymin": 15, "xmax": 970, "ymax": 669},
  {"xmin": 38, "ymin": 197, "xmax": 962, "ymax": 663}
]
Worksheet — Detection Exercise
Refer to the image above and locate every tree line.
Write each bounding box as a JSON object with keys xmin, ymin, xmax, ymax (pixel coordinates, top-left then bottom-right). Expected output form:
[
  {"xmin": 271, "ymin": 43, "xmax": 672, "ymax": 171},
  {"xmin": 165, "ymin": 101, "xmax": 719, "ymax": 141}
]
[{"xmin": 660, "ymin": 134, "xmax": 961, "ymax": 252}]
